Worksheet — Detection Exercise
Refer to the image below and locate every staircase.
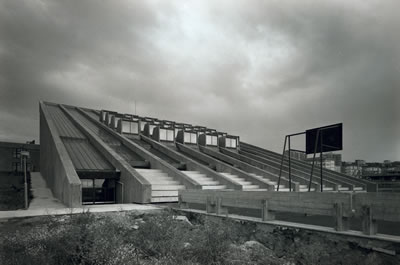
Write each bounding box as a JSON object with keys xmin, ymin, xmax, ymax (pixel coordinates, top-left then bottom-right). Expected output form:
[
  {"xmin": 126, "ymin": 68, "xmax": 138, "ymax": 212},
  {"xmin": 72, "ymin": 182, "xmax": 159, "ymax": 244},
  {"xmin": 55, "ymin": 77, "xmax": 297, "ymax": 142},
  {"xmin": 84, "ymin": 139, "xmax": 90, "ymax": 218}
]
[
  {"xmin": 240, "ymin": 142, "xmax": 369, "ymax": 192},
  {"xmin": 135, "ymin": 169, "xmax": 185, "ymax": 202},
  {"xmin": 181, "ymin": 171, "xmax": 227, "ymax": 190},
  {"xmin": 218, "ymin": 172, "xmax": 264, "ymax": 190},
  {"xmin": 246, "ymin": 173, "xmax": 292, "ymax": 191}
]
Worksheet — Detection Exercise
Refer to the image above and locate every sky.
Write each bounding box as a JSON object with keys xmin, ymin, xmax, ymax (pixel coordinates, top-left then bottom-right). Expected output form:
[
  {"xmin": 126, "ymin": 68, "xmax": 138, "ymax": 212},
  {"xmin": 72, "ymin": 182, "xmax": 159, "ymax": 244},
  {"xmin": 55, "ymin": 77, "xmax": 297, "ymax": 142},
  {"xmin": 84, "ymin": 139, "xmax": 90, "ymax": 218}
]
[{"xmin": 0, "ymin": 0, "xmax": 399, "ymax": 162}]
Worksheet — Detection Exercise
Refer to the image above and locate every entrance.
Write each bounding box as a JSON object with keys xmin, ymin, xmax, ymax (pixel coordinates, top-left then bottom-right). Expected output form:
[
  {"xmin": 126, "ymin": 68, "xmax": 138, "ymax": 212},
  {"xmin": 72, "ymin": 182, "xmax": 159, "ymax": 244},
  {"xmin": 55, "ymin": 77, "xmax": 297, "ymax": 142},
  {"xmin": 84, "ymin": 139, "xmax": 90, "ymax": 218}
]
[{"xmin": 81, "ymin": 178, "xmax": 116, "ymax": 205}]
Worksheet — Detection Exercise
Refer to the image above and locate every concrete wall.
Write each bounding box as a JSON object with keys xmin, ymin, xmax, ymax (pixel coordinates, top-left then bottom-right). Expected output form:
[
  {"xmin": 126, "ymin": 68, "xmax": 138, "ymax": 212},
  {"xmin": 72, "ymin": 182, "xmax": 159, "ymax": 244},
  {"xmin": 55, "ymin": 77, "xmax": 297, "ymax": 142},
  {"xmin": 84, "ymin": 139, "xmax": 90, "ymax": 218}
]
[
  {"xmin": 0, "ymin": 141, "xmax": 40, "ymax": 172},
  {"xmin": 40, "ymin": 102, "xmax": 81, "ymax": 207},
  {"xmin": 75, "ymin": 107, "xmax": 201, "ymax": 191},
  {"xmin": 179, "ymin": 190, "xmax": 400, "ymax": 235},
  {"xmin": 61, "ymin": 106, "xmax": 152, "ymax": 203}
]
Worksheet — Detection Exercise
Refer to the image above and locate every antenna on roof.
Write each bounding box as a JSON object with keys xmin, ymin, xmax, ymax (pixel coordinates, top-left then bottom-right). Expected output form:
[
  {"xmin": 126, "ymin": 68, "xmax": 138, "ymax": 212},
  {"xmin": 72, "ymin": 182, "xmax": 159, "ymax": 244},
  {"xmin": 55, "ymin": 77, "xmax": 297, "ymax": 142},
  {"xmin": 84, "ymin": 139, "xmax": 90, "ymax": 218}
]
[{"xmin": 135, "ymin": 100, "xmax": 137, "ymax": 115}]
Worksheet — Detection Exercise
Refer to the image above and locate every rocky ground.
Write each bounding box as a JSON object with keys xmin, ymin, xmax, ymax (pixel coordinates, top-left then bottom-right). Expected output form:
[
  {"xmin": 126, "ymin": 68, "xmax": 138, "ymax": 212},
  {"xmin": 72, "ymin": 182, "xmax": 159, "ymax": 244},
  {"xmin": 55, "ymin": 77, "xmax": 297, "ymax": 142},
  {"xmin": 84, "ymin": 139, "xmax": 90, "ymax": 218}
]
[{"xmin": 0, "ymin": 209, "xmax": 398, "ymax": 265}]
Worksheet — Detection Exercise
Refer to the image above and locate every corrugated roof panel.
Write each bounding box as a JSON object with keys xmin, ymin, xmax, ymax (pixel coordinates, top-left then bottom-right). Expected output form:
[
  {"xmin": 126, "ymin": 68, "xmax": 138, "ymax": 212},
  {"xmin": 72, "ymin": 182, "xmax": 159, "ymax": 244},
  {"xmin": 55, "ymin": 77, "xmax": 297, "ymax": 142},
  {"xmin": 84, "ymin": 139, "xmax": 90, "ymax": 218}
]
[
  {"xmin": 62, "ymin": 138, "xmax": 114, "ymax": 171},
  {"xmin": 67, "ymin": 107, "xmax": 120, "ymax": 146},
  {"xmin": 46, "ymin": 104, "xmax": 86, "ymax": 139}
]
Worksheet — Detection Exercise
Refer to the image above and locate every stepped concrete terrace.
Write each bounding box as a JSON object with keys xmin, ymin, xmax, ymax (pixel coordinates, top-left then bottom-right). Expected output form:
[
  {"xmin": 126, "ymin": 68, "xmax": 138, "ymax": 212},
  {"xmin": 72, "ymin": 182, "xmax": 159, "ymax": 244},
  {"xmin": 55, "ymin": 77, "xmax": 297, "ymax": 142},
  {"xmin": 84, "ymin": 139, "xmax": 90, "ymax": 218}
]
[{"xmin": 40, "ymin": 101, "xmax": 380, "ymax": 208}]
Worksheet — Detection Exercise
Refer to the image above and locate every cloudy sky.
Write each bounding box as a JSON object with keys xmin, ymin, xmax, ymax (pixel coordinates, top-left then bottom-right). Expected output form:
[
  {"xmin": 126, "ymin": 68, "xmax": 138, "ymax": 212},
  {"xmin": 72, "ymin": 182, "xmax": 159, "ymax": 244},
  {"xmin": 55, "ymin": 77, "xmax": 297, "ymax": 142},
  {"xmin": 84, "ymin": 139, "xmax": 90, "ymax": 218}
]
[{"xmin": 0, "ymin": 0, "xmax": 399, "ymax": 162}]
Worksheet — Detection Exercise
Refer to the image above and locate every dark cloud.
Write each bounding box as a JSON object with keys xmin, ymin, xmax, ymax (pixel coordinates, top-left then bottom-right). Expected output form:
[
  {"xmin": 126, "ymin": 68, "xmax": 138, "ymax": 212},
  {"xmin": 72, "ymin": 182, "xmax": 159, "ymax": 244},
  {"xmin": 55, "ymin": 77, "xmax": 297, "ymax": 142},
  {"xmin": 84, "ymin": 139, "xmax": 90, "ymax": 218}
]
[{"xmin": 0, "ymin": 0, "xmax": 398, "ymax": 161}]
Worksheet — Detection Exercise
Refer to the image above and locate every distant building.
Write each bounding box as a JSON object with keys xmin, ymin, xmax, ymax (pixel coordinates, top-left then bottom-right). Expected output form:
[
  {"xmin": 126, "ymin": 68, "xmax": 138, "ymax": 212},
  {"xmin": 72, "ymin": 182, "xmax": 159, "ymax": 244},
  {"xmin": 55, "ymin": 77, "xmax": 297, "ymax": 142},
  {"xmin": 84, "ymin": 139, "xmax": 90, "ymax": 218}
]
[
  {"xmin": 362, "ymin": 163, "xmax": 382, "ymax": 175},
  {"xmin": 341, "ymin": 162, "xmax": 363, "ymax": 178},
  {"xmin": 323, "ymin": 153, "xmax": 342, "ymax": 167},
  {"xmin": 341, "ymin": 160, "xmax": 400, "ymax": 179},
  {"xmin": 304, "ymin": 152, "xmax": 342, "ymax": 172},
  {"xmin": 284, "ymin": 150, "xmax": 306, "ymax": 161}
]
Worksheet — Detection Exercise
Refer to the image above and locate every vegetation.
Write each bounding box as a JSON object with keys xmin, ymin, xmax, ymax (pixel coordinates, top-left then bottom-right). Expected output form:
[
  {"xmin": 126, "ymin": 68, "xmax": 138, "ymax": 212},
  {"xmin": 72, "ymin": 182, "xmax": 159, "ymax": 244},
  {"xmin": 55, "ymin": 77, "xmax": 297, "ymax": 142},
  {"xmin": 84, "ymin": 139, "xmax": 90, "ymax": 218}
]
[
  {"xmin": 0, "ymin": 172, "xmax": 31, "ymax": 210},
  {"xmin": 0, "ymin": 210, "xmax": 287, "ymax": 265},
  {"xmin": 0, "ymin": 209, "xmax": 397, "ymax": 265}
]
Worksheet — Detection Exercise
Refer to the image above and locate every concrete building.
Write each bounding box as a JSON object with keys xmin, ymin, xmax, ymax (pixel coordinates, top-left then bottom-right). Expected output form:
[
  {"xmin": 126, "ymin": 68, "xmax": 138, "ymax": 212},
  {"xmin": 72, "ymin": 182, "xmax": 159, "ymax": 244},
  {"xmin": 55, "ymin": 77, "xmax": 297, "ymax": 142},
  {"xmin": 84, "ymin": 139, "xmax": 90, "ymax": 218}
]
[
  {"xmin": 341, "ymin": 162, "xmax": 363, "ymax": 178},
  {"xmin": 0, "ymin": 141, "xmax": 40, "ymax": 172},
  {"xmin": 35, "ymin": 101, "xmax": 375, "ymax": 207}
]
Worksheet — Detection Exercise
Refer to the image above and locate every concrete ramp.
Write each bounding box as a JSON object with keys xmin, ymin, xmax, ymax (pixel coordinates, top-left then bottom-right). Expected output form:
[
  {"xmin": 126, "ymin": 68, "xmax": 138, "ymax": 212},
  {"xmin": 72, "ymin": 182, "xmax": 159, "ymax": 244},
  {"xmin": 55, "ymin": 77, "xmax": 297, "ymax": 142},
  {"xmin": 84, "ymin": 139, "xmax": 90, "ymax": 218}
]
[{"xmin": 29, "ymin": 172, "xmax": 65, "ymax": 210}]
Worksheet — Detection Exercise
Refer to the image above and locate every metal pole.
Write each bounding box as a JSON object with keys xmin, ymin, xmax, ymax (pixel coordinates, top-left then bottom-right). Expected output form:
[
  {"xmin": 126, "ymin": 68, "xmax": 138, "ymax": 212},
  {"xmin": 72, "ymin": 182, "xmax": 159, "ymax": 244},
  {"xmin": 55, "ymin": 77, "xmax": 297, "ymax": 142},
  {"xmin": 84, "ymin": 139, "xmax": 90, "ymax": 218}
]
[
  {"xmin": 320, "ymin": 132, "xmax": 323, "ymax": 192},
  {"xmin": 92, "ymin": 179, "xmax": 95, "ymax": 205},
  {"xmin": 308, "ymin": 130, "xmax": 320, "ymax": 191},
  {"xmin": 288, "ymin": 136, "xmax": 291, "ymax": 192},
  {"xmin": 24, "ymin": 157, "xmax": 28, "ymax": 209},
  {"xmin": 277, "ymin": 136, "xmax": 287, "ymax": 191}
]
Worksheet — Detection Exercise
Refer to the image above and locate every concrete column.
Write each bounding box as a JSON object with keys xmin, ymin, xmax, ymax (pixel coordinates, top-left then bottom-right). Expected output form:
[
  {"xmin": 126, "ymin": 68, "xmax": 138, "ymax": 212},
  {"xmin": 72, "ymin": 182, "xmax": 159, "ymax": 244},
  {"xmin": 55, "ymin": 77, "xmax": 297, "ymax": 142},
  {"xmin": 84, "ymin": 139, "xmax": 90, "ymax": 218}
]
[
  {"xmin": 261, "ymin": 200, "xmax": 275, "ymax": 221},
  {"xmin": 206, "ymin": 196, "xmax": 216, "ymax": 213},
  {"xmin": 334, "ymin": 202, "xmax": 349, "ymax": 231},
  {"xmin": 178, "ymin": 195, "xmax": 188, "ymax": 209},
  {"xmin": 216, "ymin": 197, "xmax": 228, "ymax": 216},
  {"xmin": 361, "ymin": 205, "xmax": 377, "ymax": 235}
]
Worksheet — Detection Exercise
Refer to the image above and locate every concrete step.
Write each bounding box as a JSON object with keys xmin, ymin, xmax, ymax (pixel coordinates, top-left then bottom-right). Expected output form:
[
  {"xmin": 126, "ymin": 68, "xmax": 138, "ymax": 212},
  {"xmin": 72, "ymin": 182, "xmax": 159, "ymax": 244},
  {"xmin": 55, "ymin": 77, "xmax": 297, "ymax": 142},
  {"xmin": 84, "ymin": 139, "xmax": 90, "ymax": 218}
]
[
  {"xmin": 142, "ymin": 175, "xmax": 172, "ymax": 180},
  {"xmin": 194, "ymin": 177, "xmax": 215, "ymax": 182},
  {"xmin": 183, "ymin": 171, "xmax": 205, "ymax": 175},
  {"xmin": 266, "ymin": 181, "xmax": 277, "ymax": 185},
  {"xmin": 151, "ymin": 196, "xmax": 178, "ymax": 203},
  {"xmin": 202, "ymin": 185, "xmax": 227, "ymax": 190},
  {"xmin": 151, "ymin": 184, "xmax": 185, "ymax": 190},
  {"xmin": 181, "ymin": 171, "xmax": 205, "ymax": 176},
  {"xmin": 239, "ymin": 181, "xmax": 253, "ymax": 185},
  {"xmin": 181, "ymin": 170, "xmax": 225, "ymax": 189},
  {"xmin": 148, "ymin": 180, "xmax": 180, "ymax": 185},
  {"xmin": 197, "ymin": 180, "xmax": 221, "ymax": 185},
  {"xmin": 138, "ymin": 172, "xmax": 169, "ymax": 177},
  {"xmin": 135, "ymin": 169, "xmax": 163, "ymax": 173},
  {"xmin": 243, "ymin": 185, "xmax": 260, "ymax": 189},
  {"xmin": 152, "ymin": 190, "xmax": 179, "ymax": 197}
]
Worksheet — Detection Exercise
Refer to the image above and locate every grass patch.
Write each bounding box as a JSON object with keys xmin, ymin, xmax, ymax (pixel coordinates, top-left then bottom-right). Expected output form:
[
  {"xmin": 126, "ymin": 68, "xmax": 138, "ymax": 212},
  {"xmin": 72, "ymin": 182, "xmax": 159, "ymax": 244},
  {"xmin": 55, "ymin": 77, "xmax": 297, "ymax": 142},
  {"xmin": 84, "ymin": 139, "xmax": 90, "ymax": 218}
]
[{"xmin": 0, "ymin": 171, "xmax": 32, "ymax": 210}]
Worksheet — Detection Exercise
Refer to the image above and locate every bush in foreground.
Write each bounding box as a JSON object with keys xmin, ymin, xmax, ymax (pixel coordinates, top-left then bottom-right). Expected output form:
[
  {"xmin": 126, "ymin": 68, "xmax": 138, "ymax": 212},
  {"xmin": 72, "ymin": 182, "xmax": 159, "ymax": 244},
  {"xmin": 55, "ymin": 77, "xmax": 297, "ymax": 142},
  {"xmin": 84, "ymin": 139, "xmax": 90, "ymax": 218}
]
[{"xmin": 1, "ymin": 210, "xmax": 273, "ymax": 265}]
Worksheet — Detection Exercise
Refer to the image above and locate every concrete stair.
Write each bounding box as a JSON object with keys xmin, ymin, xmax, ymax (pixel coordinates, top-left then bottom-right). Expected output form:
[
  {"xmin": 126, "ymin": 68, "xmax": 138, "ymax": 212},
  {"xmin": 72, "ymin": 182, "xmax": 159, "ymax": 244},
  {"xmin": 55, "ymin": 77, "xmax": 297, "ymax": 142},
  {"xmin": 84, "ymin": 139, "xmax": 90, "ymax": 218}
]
[
  {"xmin": 240, "ymin": 143, "xmax": 368, "ymax": 192},
  {"xmin": 247, "ymin": 173, "xmax": 296, "ymax": 192},
  {"xmin": 181, "ymin": 171, "xmax": 227, "ymax": 190},
  {"xmin": 135, "ymin": 169, "xmax": 185, "ymax": 202},
  {"xmin": 29, "ymin": 172, "xmax": 65, "ymax": 209},
  {"xmin": 219, "ymin": 172, "xmax": 262, "ymax": 190}
]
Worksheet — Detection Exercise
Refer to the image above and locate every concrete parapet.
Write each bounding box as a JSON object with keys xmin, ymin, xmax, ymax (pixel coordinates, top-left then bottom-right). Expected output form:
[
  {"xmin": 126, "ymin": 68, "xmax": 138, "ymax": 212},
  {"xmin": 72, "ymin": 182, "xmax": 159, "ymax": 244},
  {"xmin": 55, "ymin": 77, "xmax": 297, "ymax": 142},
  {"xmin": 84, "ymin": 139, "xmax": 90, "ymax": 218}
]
[
  {"xmin": 61, "ymin": 105, "xmax": 152, "ymax": 203},
  {"xmin": 179, "ymin": 190, "xmax": 400, "ymax": 236},
  {"xmin": 40, "ymin": 102, "xmax": 81, "ymax": 207}
]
